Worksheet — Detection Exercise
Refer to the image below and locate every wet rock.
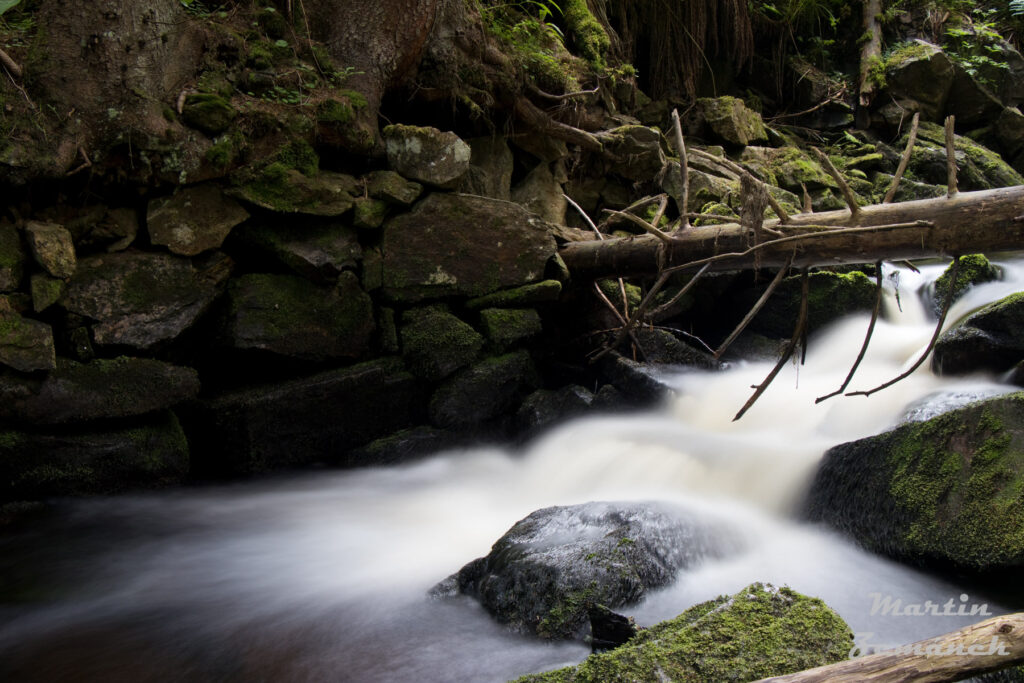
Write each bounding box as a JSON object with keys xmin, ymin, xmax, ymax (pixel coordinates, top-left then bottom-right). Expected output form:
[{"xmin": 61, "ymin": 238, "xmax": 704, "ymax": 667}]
[
  {"xmin": 230, "ymin": 169, "xmax": 359, "ymax": 216},
  {"xmin": 882, "ymin": 41, "xmax": 955, "ymax": 122},
  {"xmin": 147, "ymin": 185, "xmax": 249, "ymax": 256},
  {"xmin": 466, "ymin": 280, "xmax": 562, "ymax": 310},
  {"xmin": 806, "ymin": 392, "xmax": 1024, "ymax": 574},
  {"xmin": 596, "ymin": 125, "xmax": 666, "ymax": 180},
  {"xmin": 750, "ymin": 270, "xmax": 877, "ymax": 338},
  {"xmin": 400, "ymin": 306, "xmax": 484, "ymax": 382},
  {"xmin": 223, "ymin": 272, "xmax": 373, "ymax": 361},
  {"xmin": 437, "ymin": 501, "xmax": 738, "ymax": 639},
  {"xmin": 237, "ymin": 221, "xmax": 361, "ymax": 285},
  {"xmin": 193, "ymin": 358, "xmax": 422, "ymax": 475},
  {"xmin": 428, "ymin": 350, "xmax": 538, "ymax": 428},
  {"xmin": 933, "ymin": 291, "xmax": 1024, "ymax": 375},
  {"xmin": 588, "ymin": 605, "xmax": 637, "ymax": 653},
  {"xmin": 346, "ymin": 426, "xmax": 465, "ymax": 467},
  {"xmin": 598, "ymin": 353, "xmax": 673, "ymax": 405},
  {"xmin": 24, "ymin": 221, "xmax": 76, "ymax": 279},
  {"xmin": 381, "ymin": 193, "xmax": 557, "ymax": 303},
  {"xmin": 930, "ymin": 254, "xmax": 1000, "ymax": 316},
  {"xmin": 516, "ymin": 385, "xmax": 594, "ymax": 432},
  {"xmin": 511, "ymin": 162, "xmax": 566, "ymax": 224},
  {"xmin": 459, "ymin": 136, "xmax": 514, "ymax": 201},
  {"xmin": 478, "ymin": 308, "xmax": 542, "ymax": 351},
  {"xmin": 633, "ymin": 328, "xmax": 718, "ymax": 369},
  {"xmin": 365, "ymin": 170, "xmax": 423, "ymax": 206},
  {"xmin": 62, "ymin": 251, "xmax": 229, "ymax": 350},
  {"xmin": 383, "ymin": 124, "xmax": 471, "ymax": 189},
  {"xmin": 0, "ymin": 223, "xmax": 26, "ymax": 291},
  {"xmin": 697, "ymin": 97, "xmax": 769, "ymax": 147},
  {"xmin": 514, "ymin": 583, "xmax": 852, "ymax": 681},
  {"xmin": 0, "ymin": 314, "xmax": 56, "ymax": 372},
  {"xmin": 0, "ymin": 357, "xmax": 199, "ymax": 426},
  {"xmin": 0, "ymin": 411, "xmax": 190, "ymax": 501}
]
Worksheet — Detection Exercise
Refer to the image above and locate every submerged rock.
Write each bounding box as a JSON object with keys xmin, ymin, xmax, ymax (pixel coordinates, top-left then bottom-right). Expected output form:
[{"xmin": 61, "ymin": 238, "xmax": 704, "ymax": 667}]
[
  {"xmin": 933, "ymin": 291, "xmax": 1024, "ymax": 375},
  {"xmin": 806, "ymin": 392, "xmax": 1024, "ymax": 573},
  {"xmin": 513, "ymin": 583, "xmax": 852, "ymax": 682},
  {"xmin": 435, "ymin": 501, "xmax": 739, "ymax": 640},
  {"xmin": 516, "ymin": 385, "xmax": 595, "ymax": 432}
]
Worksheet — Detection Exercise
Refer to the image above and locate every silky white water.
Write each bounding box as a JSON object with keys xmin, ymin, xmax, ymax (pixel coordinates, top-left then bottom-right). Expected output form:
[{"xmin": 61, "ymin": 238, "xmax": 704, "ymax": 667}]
[{"xmin": 2, "ymin": 258, "xmax": 1023, "ymax": 682}]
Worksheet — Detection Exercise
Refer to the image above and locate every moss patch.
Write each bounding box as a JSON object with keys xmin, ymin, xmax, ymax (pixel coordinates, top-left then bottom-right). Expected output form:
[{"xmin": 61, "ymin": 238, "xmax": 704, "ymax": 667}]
[
  {"xmin": 400, "ymin": 305, "xmax": 484, "ymax": 381},
  {"xmin": 181, "ymin": 93, "xmax": 238, "ymax": 136}
]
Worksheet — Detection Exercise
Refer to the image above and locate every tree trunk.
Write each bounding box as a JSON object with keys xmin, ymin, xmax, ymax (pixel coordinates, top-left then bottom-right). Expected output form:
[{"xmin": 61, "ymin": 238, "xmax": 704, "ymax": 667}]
[
  {"xmin": 754, "ymin": 612, "xmax": 1024, "ymax": 683},
  {"xmin": 558, "ymin": 185, "xmax": 1024, "ymax": 279},
  {"xmin": 857, "ymin": 0, "xmax": 883, "ymax": 126}
]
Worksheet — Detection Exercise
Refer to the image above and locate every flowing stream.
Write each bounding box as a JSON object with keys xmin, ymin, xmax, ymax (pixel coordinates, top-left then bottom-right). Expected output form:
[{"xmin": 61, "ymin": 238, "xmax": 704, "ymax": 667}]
[{"xmin": 3, "ymin": 258, "xmax": 1024, "ymax": 682}]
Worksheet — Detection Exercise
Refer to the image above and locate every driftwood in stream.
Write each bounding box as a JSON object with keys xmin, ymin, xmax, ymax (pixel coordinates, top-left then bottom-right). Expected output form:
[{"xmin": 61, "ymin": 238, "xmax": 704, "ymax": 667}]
[
  {"xmin": 754, "ymin": 612, "xmax": 1024, "ymax": 683},
  {"xmin": 558, "ymin": 185, "xmax": 1024, "ymax": 280}
]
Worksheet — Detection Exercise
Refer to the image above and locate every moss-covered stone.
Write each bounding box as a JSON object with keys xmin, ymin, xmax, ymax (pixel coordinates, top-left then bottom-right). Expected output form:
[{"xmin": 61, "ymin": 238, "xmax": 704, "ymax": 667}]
[
  {"xmin": 933, "ymin": 291, "xmax": 1024, "ymax": 375},
  {"xmin": 181, "ymin": 93, "xmax": 238, "ymax": 136},
  {"xmin": 478, "ymin": 307, "xmax": 542, "ymax": 351},
  {"xmin": 364, "ymin": 170, "xmax": 424, "ymax": 206},
  {"xmin": 147, "ymin": 184, "xmax": 250, "ymax": 257},
  {"xmin": 751, "ymin": 270, "xmax": 877, "ymax": 338},
  {"xmin": 697, "ymin": 97, "xmax": 769, "ymax": 148},
  {"xmin": 932, "ymin": 254, "xmax": 1000, "ymax": 315},
  {"xmin": 0, "ymin": 223, "xmax": 26, "ymax": 292},
  {"xmin": 383, "ymin": 124, "xmax": 471, "ymax": 189},
  {"xmin": 428, "ymin": 350, "xmax": 538, "ymax": 427},
  {"xmin": 807, "ymin": 392, "xmax": 1024, "ymax": 572},
  {"xmin": 515, "ymin": 583, "xmax": 852, "ymax": 682},
  {"xmin": 906, "ymin": 122, "xmax": 1024, "ymax": 190},
  {"xmin": 597, "ymin": 279, "xmax": 640, "ymax": 314},
  {"xmin": 24, "ymin": 221, "xmax": 76, "ymax": 279},
  {"xmin": 29, "ymin": 273, "xmax": 64, "ymax": 313},
  {"xmin": 0, "ymin": 314, "xmax": 56, "ymax": 372},
  {"xmin": 231, "ymin": 167, "xmax": 358, "ymax": 215},
  {"xmin": 353, "ymin": 197, "xmax": 390, "ymax": 229},
  {"xmin": 400, "ymin": 306, "xmax": 484, "ymax": 381},
  {"xmin": 237, "ymin": 220, "xmax": 361, "ymax": 285},
  {"xmin": 740, "ymin": 147, "xmax": 836, "ymax": 193},
  {"xmin": 224, "ymin": 271, "xmax": 374, "ymax": 361},
  {"xmin": 465, "ymin": 280, "xmax": 562, "ymax": 310}
]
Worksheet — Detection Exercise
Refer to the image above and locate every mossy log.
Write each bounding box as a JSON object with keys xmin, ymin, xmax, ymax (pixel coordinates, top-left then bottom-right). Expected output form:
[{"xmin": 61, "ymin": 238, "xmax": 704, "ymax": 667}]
[
  {"xmin": 559, "ymin": 185, "xmax": 1024, "ymax": 279},
  {"xmin": 755, "ymin": 612, "xmax": 1024, "ymax": 682}
]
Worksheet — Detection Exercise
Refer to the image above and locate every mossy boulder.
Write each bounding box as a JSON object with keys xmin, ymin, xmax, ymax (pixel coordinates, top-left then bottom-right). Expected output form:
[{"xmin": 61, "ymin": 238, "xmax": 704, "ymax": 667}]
[
  {"xmin": 315, "ymin": 92, "xmax": 374, "ymax": 154},
  {"xmin": 192, "ymin": 358, "xmax": 421, "ymax": 475},
  {"xmin": 436, "ymin": 502, "xmax": 738, "ymax": 640},
  {"xmin": 24, "ymin": 222, "xmax": 76, "ymax": 280},
  {"xmin": 61, "ymin": 251, "xmax": 229, "ymax": 350},
  {"xmin": 364, "ymin": 170, "xmax": 423, "ymax": 206},
  {"xmin": 223, "ymin": 272, "xmax": 373, "ymax": 361},
  {"xmin": 147, "ymin": 185, "xmax": 250, "ymax": 257},
  {"xmin": 353, "ymin": 197, "xmax": 390, "ymax": 229},
  {"xmin": 697, "ymin": 97, "xmax": 769, "ymax": 148},
  {"xmin": 380, "ymin": 193, "xmax": 557, "ymax": 303},
  {"xmin": 0, "ymin": 223, "xmax": 26, "ymax": 291},
  {"xmin": 596, "ymin": 126, "xmax": 666, "ymax": 181},
  {"xmin": 478, "ymin": 308, "xmax": 542, "ymax": 351},
  {"xmin": 181, "ymin": 93, "xmax": 237, "ymax": 136},
  {"xmin": 633, "ymin": 328, "xmax": 718, "ymax": 369},
  {"xmin": 383, "ymin": 124, "xmax": 471, "ymax": 189},
  {"xmin": 466, "ymin": 280, "xmax": 562, "ymax": 310},
  {"xmin": 881, "ymin": 41, "xmax": 955, "ymax": 122},
  {"xmin": 806, "ymin": 393, "xmax": 1024, "ymax": 573},
  {"xmin": 231, "ymin": 167, "xmax": 360, "ymax": 216},
  {"xmin": 0, "ymin": 314, "xmax": 56, "ymax": 372},
  {"xmin": 514, "ymin": 583, "xmax": 852, "ymax": 682},
  {"xmin": 237, "ymin": 220, "xmax": 361, "ymax": 285},
  {"xmin": 931, "ymin": 254, "xmax": 1000, "ymax": 316},
  {"xmin": 428, "ymin": 350, "xmax": 538, "ymax": 428},
  {"xmin": 750, "ymin": 270, "xmax": 877, "ymax": 338},
  {"xmin": 0, "ymin": 411, "xmax": 190, "ymax": 502},
  {"xmin": 933, "ymin": 291, "xmax": 1024, "ymax": 376},
  {"xmin": 739, "ymin": 147, "xmax": 836, "ymax": 193},
  {"xmin": 0, "ymin": 357, "xmax": 199, "ymax": 426},
  {"xmin": 906, "ymin": 122, "xmax": 1024, "ymax": 191},
  {"xmin": 399, "ymin": 306, "xmax": 484, "ymax": 382},
  {"xmin": 870, "ymin": 173, "xmax": 945, "ymax": 202},
  {"xmin": 29, "ymin": 274, "xmax": 65, "ymax": 313},
  {"xmin": 563, "ymin": 0, "xmax": 610, "ymax": 68}
]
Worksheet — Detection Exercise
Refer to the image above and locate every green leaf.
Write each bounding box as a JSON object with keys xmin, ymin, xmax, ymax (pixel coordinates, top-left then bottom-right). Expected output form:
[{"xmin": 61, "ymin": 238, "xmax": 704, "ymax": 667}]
[{"xmin": 0, "ymin": 0, "xmax": 22, "ymax": 16}]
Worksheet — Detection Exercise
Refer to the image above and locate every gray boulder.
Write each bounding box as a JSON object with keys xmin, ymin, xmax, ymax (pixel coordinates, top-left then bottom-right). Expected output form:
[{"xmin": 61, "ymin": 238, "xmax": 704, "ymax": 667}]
[
  {"xmin": 147, "ymin": 184, "xmax": 249, "ymax": 256},
  {"xmin": 380, "ymin": 193, "xmax": 557, "ymax": 302},
  {"xmin": 697, "ymin": 97, "xmax": 769, "ymax": 147},
  {"xmin": 0, "ymin": 314, "xmax": 56, "ymax": 372},
  {"xmin": 383, "ymin": 124, "xmax": 471, "ymax": 189},
  {"xmin": 24, "ymin": 221, "xmax": 76, "ymax": 279},
  {"xmin": 237, "ymin": 221, "xmax": 361, "ymax": 285},
  {"xmin": 883, "ymin": 41, "xmax": 955, "ymax": 122},
  {"xmin": 596, "ymin": 125, "xmax": 666, "ymax": 180},
  {"xmin": 437, "ymin": 501, "xmax": 739, "ymax": 639},
  {"xmin": 428, "ymin": 350, "xmax": 538, "ymax": 428},
  {"xmin": 933, "ymin": 291, "xmax": 1024, "ymax": 375}
]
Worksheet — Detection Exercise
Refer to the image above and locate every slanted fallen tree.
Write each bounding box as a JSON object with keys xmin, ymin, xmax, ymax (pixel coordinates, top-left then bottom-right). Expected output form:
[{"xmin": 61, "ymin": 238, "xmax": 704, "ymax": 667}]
[{"xmin": 754, "ymin": 612, "xmax": 1024, "ymax": 683}]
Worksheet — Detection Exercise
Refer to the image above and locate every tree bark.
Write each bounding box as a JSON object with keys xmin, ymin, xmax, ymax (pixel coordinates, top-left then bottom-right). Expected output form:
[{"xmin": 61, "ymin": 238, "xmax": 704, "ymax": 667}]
[
  {"xmin": 558, "ymin": 185, "xmax": 1024, "ymax": 279},
  {"xmin": 754, "ymin": 612, "xmax": 1024, "ymax": 683},
  {"xmin": 857, "ymin": 0, "xmax": 883, "ymax": 124}
]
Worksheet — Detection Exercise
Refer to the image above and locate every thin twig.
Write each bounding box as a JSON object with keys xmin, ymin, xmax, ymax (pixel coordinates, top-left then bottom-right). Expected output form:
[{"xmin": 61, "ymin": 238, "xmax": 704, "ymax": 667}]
[
  {"xmin": 816, "ymin": 262, "xmax": 884, "ymax": 402},
  {"xmin": 529, "ymin": 83, "xmax": 600, "ymax": 100},
  {"xmin": 765, "ymin": 188, "xmax": 791, "ymax": 224},
  {"xmin": 565, "ymin": 193, "xmax": 635, "ymax": 326},
  {"xmin": 592, "ymin": 282, "xmax": 647, "ymax": 362},
  {"xmin": 766, "ymin": 85, "xmax": 848, "ymax": 121},
  {"xmin": 0, "ymin": 46, "xmax": 22, "ymax": 79},
  {"xmin": 670, "ymin": 108, "xmax": 690, "ymax": 227},
  {"xmin": 714, "ymin": 255, "xmax": 794, "ymax": 359},
  {"xmin": 603, "ymin": 209, "xmax": 675, "ymax": 244},
  {"xmin": 65, "ymin": 147, "xmax": 93, "ymax": 177},
  {"xmin": 945, "ymin": 115, "xmax": 959, "ymax": 199},
  {"xmin": 564, "ymin": 193, "xmax": 603, "ymax": 239},
  {"xmin": 596, "ymin": 194, "xmax": 666, "ymax": 231},
  {"xmin": 662, "ymin": 221, "xmax": 934, "ymax": 277},
  {"xmin": 646, "ymin": 262, "xmax": 712, "ymax": 322},
  {"xmin": 813, "ymin": 147, "xmax": 860, "ymax": 218},
  {"xmin": 847, "ymin": 256, "xmax": 961, "ymax": 398},
  {"xmin": 734, "ymin": 269, "xmax": 810, "ymax": 421},
  {"xmin": 884, "ymin": 111, "xmax": 920, "ymax": 203}
]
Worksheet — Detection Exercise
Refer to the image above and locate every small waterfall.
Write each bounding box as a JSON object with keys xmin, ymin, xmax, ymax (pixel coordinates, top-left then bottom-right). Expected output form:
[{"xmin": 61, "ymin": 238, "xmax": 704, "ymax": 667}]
[{"xmin": 2, "ymin": 258, "xmax": 1023, "ymax": 682}]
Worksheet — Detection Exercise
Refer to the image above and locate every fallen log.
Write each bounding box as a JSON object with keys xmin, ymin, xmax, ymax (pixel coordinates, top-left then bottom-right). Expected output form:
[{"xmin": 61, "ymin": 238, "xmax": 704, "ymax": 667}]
[
  {"xmin": 558, "ymin": 185, "xmax": 1024, "ymax": 280},
  {"xmin": 754, "ymin": 612, "xmax": 1024, "ymax": 683}
]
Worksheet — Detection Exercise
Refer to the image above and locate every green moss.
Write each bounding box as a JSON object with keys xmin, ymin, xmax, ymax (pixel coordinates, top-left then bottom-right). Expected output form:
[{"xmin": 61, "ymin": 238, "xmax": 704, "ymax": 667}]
[
  {"xmin": 465, "ymin": 280, "xmax": 562, "ymax": 310},
  {"xmin": 317, "ymin": 98, "xmax": 355, "ymax": 125},
  {"xmin": 884, "ymin": 41, "xmax": 935, "ymax": 70},
  {"xmin": 400, "ymin": 306, "xmax": 484, "ymax": 381},
  {"xmin": 563, "ymin": 0, "xmax": 609, "ymax": 69},
  {"xmin": 933, "ymin": 254, "xmax": 1000, "ymax": 312},
  {"xmin": 517, "ymin": 583, "xmax": 852, "ymax": 683},
  {"xmin": 246, "ymin": 42, "xmax": 274, "ymax": 70},
  {"xmin": 478, "ymin": 307, "xmax": 542, "ymax": 351},
  {"xmin": 597, "ymin": 280, "xmax": 640, "ymax": 313},
  {"xmin": 536, "ymin": 582, "xmax": 600, "ymax": 640},
  {"xmin": 181, "ymin": 93, "xmax": 237, "ymax": 136},
  {"xmin": 205, "ymin": 128, "xmax": 246, "ymax": 169}
]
